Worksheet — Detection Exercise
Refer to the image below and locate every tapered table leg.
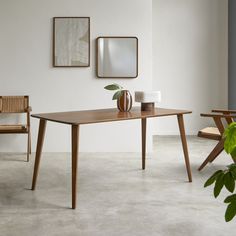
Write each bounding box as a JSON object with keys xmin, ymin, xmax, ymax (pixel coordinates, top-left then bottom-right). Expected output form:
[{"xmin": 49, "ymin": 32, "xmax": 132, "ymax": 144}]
[
  {"xmin": 31, "ymin": 119, "xmax": 47, "ymax": 190},
  {"xmin": 141, "ymin": 118, "xmax": 147, "ymax": 170},
  {"xmin": 72, "ymin": 125, "xmax": 79, "ymax": 209},
  {"xmin": 177, "ymin": 114, "xmax": 192, "ymax": 182}
]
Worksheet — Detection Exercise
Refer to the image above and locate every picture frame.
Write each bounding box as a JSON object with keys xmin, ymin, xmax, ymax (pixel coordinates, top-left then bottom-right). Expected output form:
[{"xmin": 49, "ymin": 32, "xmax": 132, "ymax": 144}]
[{"xmin": 53, "ymin": 17, "xmax": 90, "ymax": 67}]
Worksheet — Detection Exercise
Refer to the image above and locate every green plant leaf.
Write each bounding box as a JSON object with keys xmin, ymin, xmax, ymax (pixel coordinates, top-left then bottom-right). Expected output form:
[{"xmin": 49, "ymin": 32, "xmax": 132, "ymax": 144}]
[
  {"xmin": 204, "ymin": 170, "xmax": 223, "ymax": 188},
  {"xmin": 112, "ymin": 90, "xmax": 122, "ymax": 100},
  {"xmin": 228, "ymin": 163, "xmax": 236, "ymax": 170},
  {"xmin": 214, "ymin": 172, "xmax": 225, "ymax": 198},
  {"xmin": 224, "ymin": 194, "xmax": 236, "ymax": 203},
  {"xmin": 104, "ymin": 84, "xmax": 122, "ymax": 91},
  {"xmin": 224, "ymin": 122, "xmax": 236, "ymax": 154},
  {"xmin": 224, "ymin": 172, "xmax": 235, "ymax": 193},
  {"xmin": 223, "ymin": 122, "xmax": 236, "ymax": 138},
  {"xmin": 225, "ymin": 202, "xmax": 236, "ymax": 222},
  {"xmin": 228, "ymin": 164, "xmax": 236, "ymax": 179},
  {"xmin": 231, "ymin": 169, "xmax": 236, "ymax": 180},
  {"xmin": 231, "ymin": 148, "xmax": 236, "ymax": 162}
]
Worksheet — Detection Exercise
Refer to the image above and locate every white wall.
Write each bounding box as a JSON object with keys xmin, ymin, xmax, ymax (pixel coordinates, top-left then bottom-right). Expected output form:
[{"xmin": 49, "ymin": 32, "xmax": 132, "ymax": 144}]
[
  {"xmin": 0, "ymin": 0, "xmax": 153, "ymax": 152},
  {"xmin": 153, "ymin": 0, "xmax": 228, "ymax": 135},
  {"xmin": 0, "ymin": 0, "xmax": 228, "ymax": 152}
]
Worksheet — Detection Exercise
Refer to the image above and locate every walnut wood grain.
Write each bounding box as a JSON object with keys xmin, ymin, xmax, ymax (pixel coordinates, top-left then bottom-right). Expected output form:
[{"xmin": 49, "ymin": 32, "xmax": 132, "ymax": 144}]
[
  {"xmin": 31, "ymin": 107, "xmax": 191, "ymax": 125},
  {"xmin": 177, "ymin": 114, "xmax": 192, "ymax": 182},
  {"xmin": 141, "ymin": 118, "xmax": 146, "ymax": 170},
  {"xmin": 72, "ymin": 125, "xmax": 79, "ymax": 209},
  {"xmin": 31, "ymin": 107, "xmax": 192, "ymax": 209},
  {"xmin": 31, "ymin": 119, "xmax": 47, "ymax": 190},
  {"xmin": 198, "ymin": 139, "xmax": 225, "ymax": 171}
]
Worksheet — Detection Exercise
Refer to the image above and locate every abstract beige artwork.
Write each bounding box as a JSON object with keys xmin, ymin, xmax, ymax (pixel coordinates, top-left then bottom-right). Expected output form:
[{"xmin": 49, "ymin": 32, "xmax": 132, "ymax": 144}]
[{"xmin": 53, "ymin": 17, "xmax": 90, "ymax": 67}]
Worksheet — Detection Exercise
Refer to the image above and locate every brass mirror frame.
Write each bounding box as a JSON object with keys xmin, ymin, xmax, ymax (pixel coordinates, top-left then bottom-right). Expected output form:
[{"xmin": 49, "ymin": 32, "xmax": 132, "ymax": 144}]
[{"xmin": 96, "ymin": 36, "xmax": 138, "ymax": 78}]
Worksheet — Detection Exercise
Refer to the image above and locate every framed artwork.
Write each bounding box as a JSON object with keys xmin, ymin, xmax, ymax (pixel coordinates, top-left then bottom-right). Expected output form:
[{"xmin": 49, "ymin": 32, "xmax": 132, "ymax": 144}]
[{"xmin": 53, "ymin": 17, "xmax": 90, "ymax": 67}]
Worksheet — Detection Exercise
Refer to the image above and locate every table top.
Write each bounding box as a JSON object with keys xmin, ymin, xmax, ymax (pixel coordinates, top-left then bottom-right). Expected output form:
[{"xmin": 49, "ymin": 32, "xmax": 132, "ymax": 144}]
[{"xmin": 31, "ymin": 107, "xmax": 192, "ymax": 125}]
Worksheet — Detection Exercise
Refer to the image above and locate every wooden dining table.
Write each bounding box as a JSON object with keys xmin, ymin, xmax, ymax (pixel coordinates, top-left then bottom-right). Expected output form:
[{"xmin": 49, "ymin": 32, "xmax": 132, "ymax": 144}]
[{"xmin": 31, "ymin": 107, "xmax": 192, "ymax": 209}]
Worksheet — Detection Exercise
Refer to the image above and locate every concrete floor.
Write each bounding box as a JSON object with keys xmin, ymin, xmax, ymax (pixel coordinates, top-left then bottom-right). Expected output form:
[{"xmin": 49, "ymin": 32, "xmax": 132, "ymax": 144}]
[{"xmin": 0, "ymin": 136, "xmax": 235, "ymax": 236}]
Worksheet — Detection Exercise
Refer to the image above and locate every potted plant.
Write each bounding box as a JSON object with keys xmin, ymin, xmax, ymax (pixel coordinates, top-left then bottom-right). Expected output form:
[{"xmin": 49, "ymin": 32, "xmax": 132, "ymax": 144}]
[
  {"xmin": 104, "ymin": 83, "xmax": 132, "ymax": 112},
  {"xmin": 204, "ymin": 122, "xmax": 236, "ymax": 222}
]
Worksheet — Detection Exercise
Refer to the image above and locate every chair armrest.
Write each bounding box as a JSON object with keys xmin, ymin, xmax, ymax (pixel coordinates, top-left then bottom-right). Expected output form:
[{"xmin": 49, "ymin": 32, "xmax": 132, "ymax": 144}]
[
  {"xmin": 200, "ymin": 113, "xmax": 236, "ymax": 118},
  {"xmin": 26, "ymin": 106, "xmax": 32, "ymax": 112},
  {"xmin": 212, "ymin": 109, "xmax": 236, "ymax": 114}
]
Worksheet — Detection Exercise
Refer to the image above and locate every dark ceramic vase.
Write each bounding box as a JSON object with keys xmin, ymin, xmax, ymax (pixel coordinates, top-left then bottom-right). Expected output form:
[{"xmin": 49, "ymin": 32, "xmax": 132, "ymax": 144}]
[{"xmin": 117, "ymin": 90, "xmax": 132, "ymax": 112}]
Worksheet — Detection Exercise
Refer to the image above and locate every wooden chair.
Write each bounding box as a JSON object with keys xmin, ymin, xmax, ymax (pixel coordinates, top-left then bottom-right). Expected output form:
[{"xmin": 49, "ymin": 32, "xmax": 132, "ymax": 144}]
[
  {"xmin": 198, "ymin": 109, "xmax": 236, "ymax": 171},
  {"xmin": 0, "ymin": 96, "xmax": 32, "ymax": 161}
]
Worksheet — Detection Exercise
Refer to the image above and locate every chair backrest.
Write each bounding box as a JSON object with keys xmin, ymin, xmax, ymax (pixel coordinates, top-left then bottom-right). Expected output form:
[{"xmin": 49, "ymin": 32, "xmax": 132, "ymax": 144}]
[{"xmin": 0, "ymin": 96, "xmax": 29, "ymax": 113}]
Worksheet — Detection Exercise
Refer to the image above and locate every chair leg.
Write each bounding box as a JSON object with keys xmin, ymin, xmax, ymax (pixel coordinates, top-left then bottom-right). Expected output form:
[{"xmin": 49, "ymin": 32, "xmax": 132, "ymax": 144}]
[
  {"xmin": 29, "ymin": 131, "xmax": 31, "ymax": 154},
  {"xmin": 209, "ymin": 140, "xmax": 224, "ymax": 164},
  {"xmin": 198, "ymin": 139, "xmax": 224, "ymax": 171},
  {"xmin": 27, "ymin": 131, "xmax": 31, "ymax": 162},
  {"xmin": 209, "ymin": 155, "xmax": 217, "ymax": 163},
  {"xmin": 210, "ymin": 146, "xmax": 236, "ymax": 164}
]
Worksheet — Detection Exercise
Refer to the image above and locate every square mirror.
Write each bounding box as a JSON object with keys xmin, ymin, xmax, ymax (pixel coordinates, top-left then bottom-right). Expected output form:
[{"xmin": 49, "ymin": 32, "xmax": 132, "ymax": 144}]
[{"xmin": 96, "ymin": 37, "xmax": 138, "ymax": 78}]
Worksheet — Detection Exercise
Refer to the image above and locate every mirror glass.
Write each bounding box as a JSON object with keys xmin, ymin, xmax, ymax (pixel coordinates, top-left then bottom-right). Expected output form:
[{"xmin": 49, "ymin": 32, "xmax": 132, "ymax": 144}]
[{"xmin": 96, "ymin": 37, "xmax": 138, "ymax": 78}]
